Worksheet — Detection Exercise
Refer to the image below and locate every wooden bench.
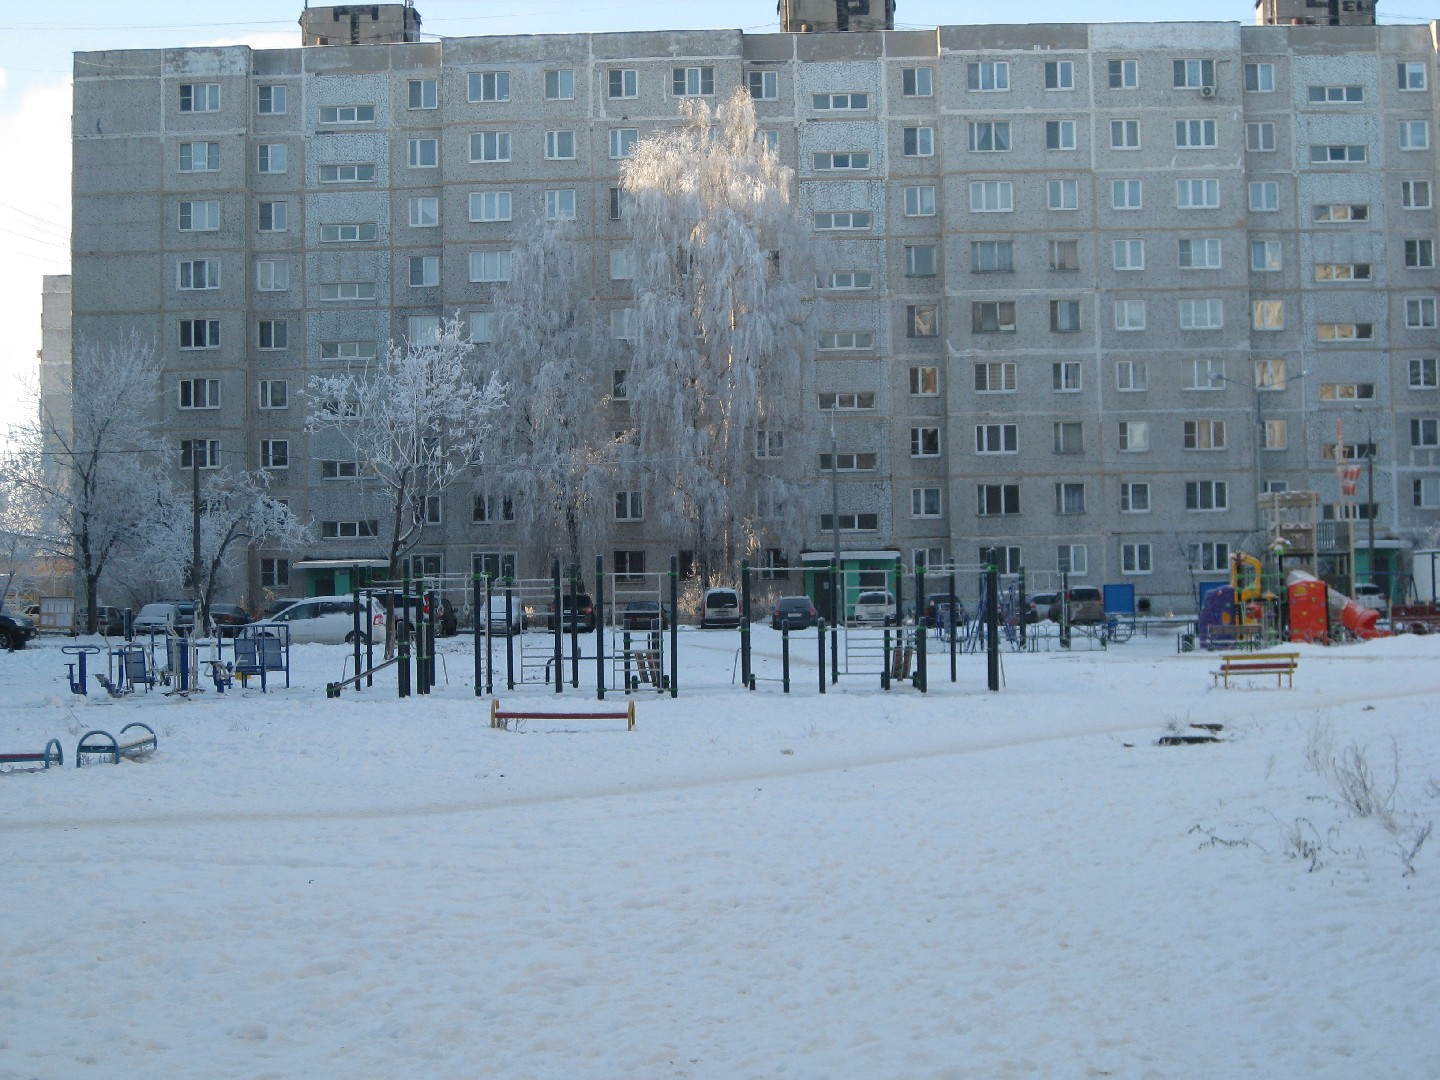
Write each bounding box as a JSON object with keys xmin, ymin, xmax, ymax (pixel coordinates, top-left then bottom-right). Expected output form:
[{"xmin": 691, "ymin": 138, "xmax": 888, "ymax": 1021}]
[
  {"xmin": 1211, "ymin": 652, "xmax": 1299, "ymax": 689},
  {"xmin": 0, "ymin": 739, "xmax": 63, "ymax": 772},
  {"xmin": 75, "ymin": 722, "xmax": 158, "ymax": 767},
  {"xmin": 490, "ymin": 699, "xmax": 635, "ymax": 731}
]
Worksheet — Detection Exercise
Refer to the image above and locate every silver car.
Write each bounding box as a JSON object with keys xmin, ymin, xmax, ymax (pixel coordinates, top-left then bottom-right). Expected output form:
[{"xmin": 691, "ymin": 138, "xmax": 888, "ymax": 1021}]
[
  {"xmin": 850, "ymin": 590, "xmax": 897, "ymax": 626},
  {"xmin": 264, "ymin": 596, "xmax": 383, "ymax": 644}
]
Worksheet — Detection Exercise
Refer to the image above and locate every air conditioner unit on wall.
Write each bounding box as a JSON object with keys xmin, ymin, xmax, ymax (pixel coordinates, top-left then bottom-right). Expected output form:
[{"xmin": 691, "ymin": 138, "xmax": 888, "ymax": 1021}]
[{"xmin": 1200, "ymin": 85, "xmax": 1216, "ymax": 98}]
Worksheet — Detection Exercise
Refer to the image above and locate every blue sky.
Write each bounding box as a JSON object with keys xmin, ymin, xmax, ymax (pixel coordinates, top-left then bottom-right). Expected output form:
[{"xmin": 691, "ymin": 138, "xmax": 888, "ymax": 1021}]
[{"xmin": 0, "ymin": 0, "xmax": 1433, "ymax": 438}]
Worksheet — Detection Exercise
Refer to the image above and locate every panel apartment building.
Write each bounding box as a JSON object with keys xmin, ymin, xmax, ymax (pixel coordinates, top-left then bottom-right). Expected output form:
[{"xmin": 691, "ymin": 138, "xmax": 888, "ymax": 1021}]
[{"xmin": 69, "ymin": 1, "xmax": 1440, "ymax": 608}]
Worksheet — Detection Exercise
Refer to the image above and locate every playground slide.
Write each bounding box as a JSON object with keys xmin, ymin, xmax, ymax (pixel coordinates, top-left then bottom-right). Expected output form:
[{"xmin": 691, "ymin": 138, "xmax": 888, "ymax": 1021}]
[{"xmin": 1285, "ymin": 570, "xmax": 1388, "ymax": 639}]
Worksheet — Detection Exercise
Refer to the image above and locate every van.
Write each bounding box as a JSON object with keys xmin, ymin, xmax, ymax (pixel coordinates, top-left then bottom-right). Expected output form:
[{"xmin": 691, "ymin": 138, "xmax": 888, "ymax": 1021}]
[
  {"xmin": 699, "ymin": 587, "xmax": 742, "ymax": 629},
  {"xmin": 1048, "ymin": 587, "xmax": 1105, "ymax": 625}
]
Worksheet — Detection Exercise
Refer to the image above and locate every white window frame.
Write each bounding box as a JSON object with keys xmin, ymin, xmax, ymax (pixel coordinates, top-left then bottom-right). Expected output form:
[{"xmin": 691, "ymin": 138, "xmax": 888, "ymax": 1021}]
[
  {"xmin": 1112, "ymin": 179, "xmax": 1142, "ymax": 210},
  {"xmin": 409, "ymin": 255, "xmax": 440, "ymax": 288},
  {"xmin": 903, "ymin": 185, "xmax": 936, "ymax": 217},
  {"xmin": 609, "ymin": 128, "xmax": 638, "ymax": 159},
  {"xmin": 408, "ymin": 138, "xmax": 438, "ymax": 168},
  {"xmin": 970, "ymin": 181, "xmax": 1013, "ymax": 213},
  {"xmin": 178, "ymin": 377, "xmax": 221, "ymax": 410},
  {"xmin": 544, "ymin": 189, "xmax": 576, "ymax": 221},
  {"xmin": 469, "ymin": 191, "xmax": 512, "ymax": 222},
  {"xmin": 1114, "ymin": 299, "xmax": 1146, "ymax": 331},
  {"xmin": 259, "ymin": 380, "xmax": 288, "ymax": 410},
  {"xmin": 255, "ymin": 259, "xmax": 288, "ymax": 292},
  {"xmin": 904, "ymin": 126, "xmax": 935, "ymax": 157},
  {"xmin": 408, "ymin": 78, "xmax": 438, "ymax": 110},
  {"xmin": 1179, "ymin": 299, "xmax": 1224, "ymax": 330},
  {"xmin": 178, "ymin": 142, "xmax": 220, "ymax": 172},
  {"xmin": 468, "ymin": 71, "xmax": 511, "ymax": 103},
  {"xmin": 1176, "ymin": 178, "xmax": 1220, "ymax": 209},
  {"xmin": 179, "ymin": 83, "xmax": 220, "ymax": 113},
  {"xmin": 544, "ymin": 69, "xmax": 575, "ymax": 101},
  {"xmin": 469, "ymin": 250, "xmax": 513, "ymax": 283},
  {"xmin": 902, "ymin": 67, "xmax": 933, "ymax": 98},
  {"xmin": 470, "ymin": 132, "xmax": 511, "ymax": 163},
  {"xmin": 608, "ymin": 69, "xmax": 638, "ymax": 99},
  {"xmin": 409, "ymin": 197, "xmax": 439, "ymax": 228},
  {"xmin": 178, "ymin": 200, "xmax": 219, "ymax": 232},
  {"xmin": 257, "ymin": 85, "xmax": 287, "ymax": 115},
  {"xmin": 318, "ymin": 163, "xmax": 376, "ymax": 183},
  {"xmin": 257, "ymin": 143, "xmax": 287, "ymax": 174},
  {"xmin": 545, "ymin": 130, "xmax": 576, "ymax": 160}
]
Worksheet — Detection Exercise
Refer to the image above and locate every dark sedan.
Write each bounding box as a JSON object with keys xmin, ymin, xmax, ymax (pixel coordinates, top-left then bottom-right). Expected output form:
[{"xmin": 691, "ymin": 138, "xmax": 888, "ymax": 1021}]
[{"xmin": 770, "ymin": 596, "xmax": 818, "ymax": 631}]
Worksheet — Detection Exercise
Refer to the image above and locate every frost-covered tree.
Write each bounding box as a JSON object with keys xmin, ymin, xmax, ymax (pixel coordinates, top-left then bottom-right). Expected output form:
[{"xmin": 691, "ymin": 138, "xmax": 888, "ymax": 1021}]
[
  {"xmin": 621, "ymin": 87, "xmax": 816, "ymax": 581},
  {"xmin": 307, "ymin": 317, "xmax": 504, "ymax": 581},
  {"xmin": 1, "ymin": 331, "xmax": 178, "ymax": 633},
  {"xmin": 486, "ymin": 220, "xmax": 620, "ymax": 575}
]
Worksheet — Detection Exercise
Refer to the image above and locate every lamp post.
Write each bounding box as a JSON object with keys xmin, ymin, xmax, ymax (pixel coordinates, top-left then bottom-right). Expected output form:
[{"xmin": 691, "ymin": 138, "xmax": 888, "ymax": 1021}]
[{"xmin": 830, "ymin": 404, "xmax": 841, "ymax": 626}]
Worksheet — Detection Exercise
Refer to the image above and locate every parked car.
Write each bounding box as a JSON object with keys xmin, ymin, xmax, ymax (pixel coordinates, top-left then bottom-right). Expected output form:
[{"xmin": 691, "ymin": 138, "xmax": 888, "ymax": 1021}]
[
  {"xmin": 383, "ymin": 593, "xmax": 459, "ymax": 637},
  {"xmin": 699, "ymin": 587, "xmax": 743, "ymax": 629},
  {"xmin": 263, "ymin": 597, "xmax": 302, "ymax": 620},
  {"xmin": 770, "ymin": 596, "xmax": 818, "ymax": 631},
  {"xmin": 76, "ymin": 606, "xmax": 126, "ymax": 636},
  {"xmin": 1353, "ymin": 582, "xmax": 1389, "ymax": 616},
  {"xmin": 263, "ymin": 596, "xmax": 383, "ymax": 645},
  {"xmin": 923, "ymin": 593, "xmax": 965, "ymax": 628},
  {"xmin": 482, "ymin": 595, "xmax": 524, "ymax": 636},
  {"xmin": 0, "ymin": 608, "xmax": 39, "ymax": 650},
  {"xmin": 531, "ymin": 593, "xmax": 597, "ymax": 633},
  {"xmin": 1048, "ymin": 587, "xmax": 1106, "ymax": 625},
  {"xmin": 851, "ymin": 590, "xmax": 898, "ymax": 626},
  {"xmin": 207, "ymin": 603, "xmax": 252, "ymax": 637},
  {"xmin": 621, "ymin": 600, "xmax": 670, "ymax": 632},
  {"xmin": 1025, "ymin": 591, "xmax": 1059, "ymax": 624},
  {"xmin": 132, "ymin": 601, "xmax": 196, "ymax": 636}
]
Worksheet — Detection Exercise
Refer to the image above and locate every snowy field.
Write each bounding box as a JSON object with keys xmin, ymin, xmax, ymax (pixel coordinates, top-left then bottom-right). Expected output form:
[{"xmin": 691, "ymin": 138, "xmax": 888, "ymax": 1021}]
[{"xmin": 2, "ymin": 624, "xmax": 1437, "ymax": 1079}]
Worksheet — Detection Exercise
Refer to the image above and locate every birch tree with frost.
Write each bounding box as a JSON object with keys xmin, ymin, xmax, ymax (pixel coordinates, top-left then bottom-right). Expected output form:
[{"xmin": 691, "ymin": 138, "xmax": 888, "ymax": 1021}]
[{"xmin": 621, "ymin": 87, "xmax": 816, "ymax": 582}]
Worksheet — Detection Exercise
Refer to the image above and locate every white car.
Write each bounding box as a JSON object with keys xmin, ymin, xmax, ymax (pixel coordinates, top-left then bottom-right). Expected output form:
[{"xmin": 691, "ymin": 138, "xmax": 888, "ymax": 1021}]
[
  {"xmin": 850, "ymin": 590, "xmax": 898, "ymax": 626},
  {"xmin": 1352, "ymin": 583, "xmax": 1389, "ymax": 616},
  {"xmin": 482, "ymin": 595, "xmax": 524, "ymax": 636},
  {"xmin": 263, "ymin": 596, "xmax": 383, "ymax": 644}
]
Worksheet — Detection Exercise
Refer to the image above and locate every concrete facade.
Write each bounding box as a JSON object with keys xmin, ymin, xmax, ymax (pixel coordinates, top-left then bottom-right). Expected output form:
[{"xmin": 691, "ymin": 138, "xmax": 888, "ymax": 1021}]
[{"xmin": 69, "ymin": 20, "xmax": 1440, "ymax": 608}]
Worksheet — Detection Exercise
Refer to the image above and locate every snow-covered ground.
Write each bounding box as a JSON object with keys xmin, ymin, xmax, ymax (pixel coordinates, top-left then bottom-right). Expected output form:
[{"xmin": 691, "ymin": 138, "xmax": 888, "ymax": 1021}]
[{"xmin": 3, "ymin": 625, "xmax": 1437, "ymax": 1079}]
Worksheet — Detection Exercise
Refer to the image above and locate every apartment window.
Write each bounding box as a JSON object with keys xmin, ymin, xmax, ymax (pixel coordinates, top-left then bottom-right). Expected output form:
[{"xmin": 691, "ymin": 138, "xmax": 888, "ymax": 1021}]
[
  {"xmin": 974, "ymin": 361, "xmax": 1016, "ymax": 393},
  {"xmin": 179, "ymin": 320, "xmax": 220, "ymax": 350},
  {"xmin": 1113, "ymin": 239, "xmax": 1144, "ymax": 270},
  {"xmin": 817, "ymin": 330, "xmax": 873, "ymax": 351},
  {"xmin": 408, "ymin": 138, "xmax": 438, "ymax": 168},
  {"xmin": 257, "ymin": 144, "xmax": 287, "ymax": 173},
  {"xmin": 256, "ymin": 260, "xmax": 286, "ymax": 293},
  {"xmin": 1108, "ymin": 59, "xmax": 1138, "ymax": 89},
  {"xmin": 1184, "ymin": 419, "xmax": 1227, "ymax": 450},
  {"xmin": 749, "ymin": 429, "xmax": 785, "ymax": 460},
  {"xmin": 1400, "ymin": 121, "xmax": 1430, "ymax": 150},
  {"xmin": 1121, "ymin": 544, "xmax": 1153, "ymax": 575},
  {"xmin": 1180, "ymin": 299, "xmax": 1223, "ymax": 330},
  {"xmin": 1185, "ymin": 480, "xmax": 1228, "ymax": 511},
  {"xmin": 1050, "ymin": 300, "xmax": 1081, "ymax": 332},
  {"xmin": 968, "ymin": 181, "xmax": 1013, "ymax": 213},
  {"xmin": 259, "ymin": 380, "xmax": 288, "ymax": 410},
  {"xmin": 179, "ymin": 440, "xmax": 221, "ymax": 470},
  {"xmin": 1310, "ymin": 144, "xmax": 1367, "ymax": 163},
  {"xmin": 1407, "ymin": 297, "xmax": 1438, "ymax": 328},
  {"xmin": 318, "ymin": 281, "xmax": 375, "ymax": 302},
  {"xmin": 321, "ymin": 520, "xmax": 379, "ymax": 539},
  {"xmin": 258, "ymin": 201, "xmax": 287, "ymax": 232},
  {"xmin": 1399, "ymin": 62, "xmax": 1428, "ymax": 90},
  {"xmin": 261, "ymin": 557, "xmax": 290, "ymax": 589},
  {"xmin": 406, "ymin": 316, "xmax": 440, "ymax": 345},
  {"xmin": 1187, "ymin": 358, "xmax": 1225, "ymax": 390},
  {"xmin": 318, "ymin": 163, "xmax": 375, "ymax": 183},
  {"xmin": 1251, "ymin": 241, "xmax": 1282, "ymax": 272},
  {"xmin": 1053, "ymin": 421, "xmax": 1083, "ymax": 455},
  {"xmin": 543, "ymin": 69, "xmax": 575, "ymax": 101},
  {"xmin": 465, "ymin": 311, "xmax": 494, "ymax": 344},
  {"xmin": 408, "ymin": 78, "xmax": 437, "ymax": 110},
  {"xmin": 319, "ymin": 341, "xmax": 376, "ymax": 362},
  {"xmin": 819, "ymin": 513, "xmax": 879, "ymax": 533},
  {"xmin": 1256, "ymin": 357, "xmax": 1288, "ymax": 390},
  {"xmin": 1053, "ymin": 360, "xmax": 1082, "ymax": 391},
  {"xmin": 817, "ymin": 269, "xmax": 871, "ymax": 291},
  {"xmin": 1244, "ymin": 62, "xmax": 1275, "ymax": 92},
  {"xmin": 1414, "ymin": 479, "xmax": 1440, "ymax": 508},
  {"xmin": 1314, "ymin": 203, "xmax": 1368, "ymax": 223},
  {"xmin": 177, "ymin": 259, "xmax": 220, "ymax": 291},
  {"xmin": 320, "ymin": 223, "xmax": 378, "ymax": 243},
  {"xmin": 1047, "ymin": 179, "xmax": 1079, "ymax": 210},
  {"xmin": 902, "ymin": 67, "xmax": 933, "ymax": 97},
  {"xmin": 470, "ymin": 132, "xmax": 511, "ymax": 162},
  {"xmin": 1252, "ymin": 300, "xmax": 1284, "ymax": 330},
  {"xmin": 1246, "ymin": 122, "xmax": 1276, "ymax": 152},
  {"xmin": 1111, "ymin": 362, "xmax": 1150, "ymax": 397},
  {"xmin": 971, "ymin": 240, "xmax": 1013, "ymax": 273},
  {"xmin": 1308, "ymin": 84, "xmax": 1363, "ymax": 103},
  {"xmin": 1114, "ymin": 300, "xmax": 1146, "ymax": 330},
  {"xmin": 977, "ymin": 484, "xmax": 1020, "ymax": 517},
  {"xmin": 673, "ymin": 66, "xmax": 715, "ymax": 97},
  {"xmin": 1058, "ymin": 545, "xmax": 1088, "ymax": 576},
  {"xmin": 748, "ymin": 70, "xmax": 778, "ymax": 100},
  {"xmin": 1250, "ymin": 183, "xmax": 1280, "ymax": 211},
  {"xmin": 1403, "ymin": 240, "xmax": 1436, "ymax": 270},
  {"xmin": 470, "ymin": 191, "xmax": 512, "ymax": 222},
  {"xmin": 1319, "ymin": 382, "xmax": 1376, "ymax": 401},
  {"xmin": 1187, "ymin": 542, "xmax": 1230, "ymax": 572},
  {"xmin": 906, "ymin": 487, "xmax": 940, "ymax": 519},
  {"xmin": 1120, "ymin": 482, "xmax": 1150, "ymax": 513},
  {"xmin": 258, "ymin": 85, "xmax": 287, "ymax": 115},
  {"xmin": 178, "ymin": 142, "xmax": 219, "ymax": 172},
  {"xmin": 320, "ymin": 105, "xmax": 375, "ymax": 125},
  {"xmin": 1112, "ymin": 179, "xmax": 1142, "ymax": 209},
  {"xmin": 1315, "ymin": 263, "xmax": 1371, "ymax": 282},
  {"xmin": 178, "ymin": 200, "xmax": 219, "ymax": 232},
  {"xmin": 813, "ymin": 92, "xmax": 869, "ymax": 111},
  {"xmin": 608, "ymin": 69, "xmax": 638, "ymax": 99},
  {"xmin": 544, "ymin": 130, "xmax": 577, "ymax": 160},
  {"xmin": 258, "ymin": 319, "xmax": 288, "ymax": 350},
  {"xmin": 179, "ymin": 83, "xmax": 220, "ymax": 112},
  {"xmin": 469, "ymin": 71, "xmax": 510, "ymax": 102},
  {"xmin": 178, "ymin": 378, "xmax": 220, "ymax": 409},
  {"xmin": 972, "ymin": 301, "xmax": 1016, "ymax": 333},
  {"xmin": 813, "ymin": 211, "xmax": 872, "ymax": 231},
  {"xmin": 818, "ymin": 392, "xmax": 875, "ymax": 411},
  {"xmin": 962, "ymin": 121, "xmax": 1007, "ymax": 153},
  {"xmin": 408, "ymin": 255, "xmax": 440, "ymax": 288},
  {"xmin": 1412, "ymin": 419, "xmax": 1440, "ymax": 447},
  {"xmin": 1403, "ymin": 180, "xmax": 1433, "ymax": 209},
  {"xmin": 1177, "ymin": 178, "xmax": 1220, "ymax": 209},
  {"xmin": 1173, "ymin": 59, "xmax": 1215, "ymax": 89},
  {"xmin": 601, "ymin": 249, "xmax": 634, "ymax": 283},
  {"xmin": 471, "ymin": 496, "xmax": 514, "ymax": 526},
  {"xmin": 544, "ymin": 189, "xmax": 576, "ymax": 221},
  {"xmin": 1044, "ymin": 60, "xmax": 1074, "ymax": 90},
  {"xmin": 904, "ymin": 127, "xmax": 935, "ymax": 156},
  {"xmin": 906, "ymin": 305, "xmax": 938, "ymax": 338},
  {"xmin": 1049, "ymin": 239, "xmax": 1080, "ymax": 272},
  {"xmin": 1262, "ymin": 419, "xmax": 1287, "ymax": 450},
  {"xmin": 1118, "ymin": 420, "xmax": 1149, "ymax": 452},
  {"xmin": 904, "ymin": 185, "xmax": 937, "ymax": 216},
  {"xmin": 609, "ymin": 128, "xmax": 639, "ymax": 159},
  {"xmin": 1175, "ymin": 119, "xmax": 1217, "ymax": 148},
  {"xmin": 813, "ymin": 151, "xmax": 870, "ymax": 171},
  {"xmin": 910, "ymin": 366, "xmax": 939, "ymax": 396},
  {"xmin": 608, "ymin": 187, "xmax": 630, "ymax": 220},
  {"xmin": 1055, "ymin": 483, "xmax": 1086, "ymax": 515},
  {"xmin": 259, "ymin": 439, "xmax": 288, "ymax": 470},
  {"xmin": 1410, "ymin": 357, "xmax": 1438, "ymax": 389},
  {"xmin": 464, "ymin": 249, "xmax": 511, "ymax": 284},
  {"xmin": 614, "ymin": 491, "xmax": 644, "ymax": 521},
  {"xmin": 1110, "ymin": 119, "xmax": 1139, "ymax": 149},
  {"xmin": 964, "ymin": 62, "xmax": 1011, "ymax": 94},
  {"xmin": 409, "ymin": 197, "xmax": 439, "ymax": 228},
  {"xmin": 975, "ymin": 424, "xmax": 1018, "ymax": 454},
  {"xmin": 904, "ymin": 245, "xmax": 936, "ymax": 277}
]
